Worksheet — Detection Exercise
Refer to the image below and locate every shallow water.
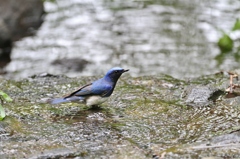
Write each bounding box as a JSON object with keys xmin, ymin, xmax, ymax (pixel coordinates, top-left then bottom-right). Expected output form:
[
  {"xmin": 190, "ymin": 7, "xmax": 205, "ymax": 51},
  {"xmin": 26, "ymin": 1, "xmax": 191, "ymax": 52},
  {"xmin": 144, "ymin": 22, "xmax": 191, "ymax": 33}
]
[{"xmin": 3, "ymin": 0, "xmax": 240, "ymax": 79}]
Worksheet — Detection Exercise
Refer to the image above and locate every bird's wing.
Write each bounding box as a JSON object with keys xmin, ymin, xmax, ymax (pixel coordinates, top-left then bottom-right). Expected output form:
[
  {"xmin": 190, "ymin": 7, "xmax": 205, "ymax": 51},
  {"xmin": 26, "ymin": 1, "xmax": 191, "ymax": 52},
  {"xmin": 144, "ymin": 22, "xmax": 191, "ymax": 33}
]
[
  {"xmin": 64, "ymin": 79, "xmax": 114, "ymax": 98},
  {"xmin": 91, "ymin": 83, "xmax": 113, "ymax": 97},
  {"xmin": 64, "ymin": 83, "xmax": 93, "ymax": 98}
]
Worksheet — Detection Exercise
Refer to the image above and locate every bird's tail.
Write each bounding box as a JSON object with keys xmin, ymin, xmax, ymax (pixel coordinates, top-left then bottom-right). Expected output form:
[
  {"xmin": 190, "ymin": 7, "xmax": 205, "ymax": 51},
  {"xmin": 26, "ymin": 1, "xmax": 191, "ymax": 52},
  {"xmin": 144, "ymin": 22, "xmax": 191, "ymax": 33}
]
[
  {"xmin": 48, "ymin": 96, "xmax": 84, "ymax": 104},
  {"xmin": 48, "ymin": 98, "xmax": 68, "ymax": 104}
]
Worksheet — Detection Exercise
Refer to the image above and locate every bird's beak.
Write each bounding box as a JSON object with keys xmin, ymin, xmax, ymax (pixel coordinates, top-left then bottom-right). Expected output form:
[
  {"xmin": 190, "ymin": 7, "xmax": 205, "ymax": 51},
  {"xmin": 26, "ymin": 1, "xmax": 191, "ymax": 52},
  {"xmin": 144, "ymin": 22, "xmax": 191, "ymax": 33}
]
[{"xmin": 123, "ymin": 69, "xmax": 129, "ymax": 73}]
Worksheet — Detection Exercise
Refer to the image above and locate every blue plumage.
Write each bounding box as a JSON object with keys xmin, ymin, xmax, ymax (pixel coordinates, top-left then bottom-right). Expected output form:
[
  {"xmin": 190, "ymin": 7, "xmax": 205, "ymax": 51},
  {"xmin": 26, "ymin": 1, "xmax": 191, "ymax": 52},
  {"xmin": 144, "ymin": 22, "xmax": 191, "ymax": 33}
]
[
  {"xmin": 49, "ymin": 67, "xmax": 129, "ymax": 106},
  {"xmin": 50, "ymin": 98, "xmax": 67, "ymax": 104}
]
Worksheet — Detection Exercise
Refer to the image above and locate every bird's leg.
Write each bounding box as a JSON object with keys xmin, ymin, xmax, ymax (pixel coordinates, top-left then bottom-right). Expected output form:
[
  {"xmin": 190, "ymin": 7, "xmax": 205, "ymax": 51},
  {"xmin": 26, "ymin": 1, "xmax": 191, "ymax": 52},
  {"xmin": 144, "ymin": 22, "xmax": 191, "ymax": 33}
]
[
  {"xmin": 226, "ymin": 72, "xmax": 239, "ymax": 93},
  {"xmin": 230, "ymin": 74, "xmax": 233, "ymax": 93}
]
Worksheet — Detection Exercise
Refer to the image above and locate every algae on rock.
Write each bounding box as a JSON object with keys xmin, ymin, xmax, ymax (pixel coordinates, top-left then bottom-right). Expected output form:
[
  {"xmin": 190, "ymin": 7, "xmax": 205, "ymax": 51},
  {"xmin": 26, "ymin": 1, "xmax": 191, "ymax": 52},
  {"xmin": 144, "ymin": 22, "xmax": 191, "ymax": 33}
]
[{"xmin": 0, "ymin": 73, "xmax": 240, "ymax": 158}]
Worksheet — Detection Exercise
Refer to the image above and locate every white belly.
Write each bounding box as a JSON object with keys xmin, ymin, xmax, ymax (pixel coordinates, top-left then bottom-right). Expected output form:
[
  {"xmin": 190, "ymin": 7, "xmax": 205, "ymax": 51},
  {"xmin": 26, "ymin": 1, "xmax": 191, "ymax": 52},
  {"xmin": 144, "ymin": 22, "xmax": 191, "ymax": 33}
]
[{"xmin": 86, "ymin": 95, "xmax": 108, "ymax": 106}]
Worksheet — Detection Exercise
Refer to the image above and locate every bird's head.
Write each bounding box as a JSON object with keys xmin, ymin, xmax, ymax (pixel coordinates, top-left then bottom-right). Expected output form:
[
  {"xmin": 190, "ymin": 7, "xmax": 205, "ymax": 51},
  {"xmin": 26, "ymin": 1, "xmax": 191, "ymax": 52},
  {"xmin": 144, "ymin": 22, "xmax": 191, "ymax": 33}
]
[{"xmin": 104, "ymin": 67, "xmax": 129, "ymax": 82}]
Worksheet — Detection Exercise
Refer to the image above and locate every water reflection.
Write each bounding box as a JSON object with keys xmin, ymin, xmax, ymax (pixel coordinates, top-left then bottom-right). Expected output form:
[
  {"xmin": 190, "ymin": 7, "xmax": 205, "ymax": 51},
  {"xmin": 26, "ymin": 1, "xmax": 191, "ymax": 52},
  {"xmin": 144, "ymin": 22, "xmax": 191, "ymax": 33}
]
[{"xmin": 3, "ymin": 0, "xmax": 240, "ymax": 79}]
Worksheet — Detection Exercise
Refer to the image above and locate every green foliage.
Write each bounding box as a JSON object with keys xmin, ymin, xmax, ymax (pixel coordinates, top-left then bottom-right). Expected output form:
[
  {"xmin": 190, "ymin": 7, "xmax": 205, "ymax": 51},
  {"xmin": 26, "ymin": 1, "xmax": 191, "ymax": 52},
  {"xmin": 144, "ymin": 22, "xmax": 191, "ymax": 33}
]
[
  {"xmin": 216, "ymin": 18, "xmax": 240, "ymax": 65},
  {"xmin": 217, "ymin": 33, "xmax": 233, "ymax": 53},
  {"xmin": 0, "ymin": 91, "xmax": 12, "ymax": 121},
  {"xmin": 0, "ymin": 104, "xmax": 5, "ymax": 121},
  {"xmin": 0, "ymin": 91, "xmax": 13, "ymax": 102},
  {"xmin": 232, "ymin": 18, "xmax": 240, "ymax": 31}
]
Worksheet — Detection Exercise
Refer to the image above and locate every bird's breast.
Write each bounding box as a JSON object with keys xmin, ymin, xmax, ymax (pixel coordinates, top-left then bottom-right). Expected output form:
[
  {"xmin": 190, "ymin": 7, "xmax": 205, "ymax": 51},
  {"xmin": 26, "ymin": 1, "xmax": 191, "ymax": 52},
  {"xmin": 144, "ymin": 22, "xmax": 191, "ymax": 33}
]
[{"xmin": 85, "ymin": 95, "xmax": 108, "ymax": 106}]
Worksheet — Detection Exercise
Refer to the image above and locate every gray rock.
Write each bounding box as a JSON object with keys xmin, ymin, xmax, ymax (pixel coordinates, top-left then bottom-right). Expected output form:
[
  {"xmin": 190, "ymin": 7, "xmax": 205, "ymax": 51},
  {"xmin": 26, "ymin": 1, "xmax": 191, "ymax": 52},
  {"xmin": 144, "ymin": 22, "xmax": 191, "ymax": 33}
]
[
  {"xmin": 28, "ymin": 148, "xmax": 77, "ymax": 159},
  {"xmin": 185, "ymin": 86, "xmax": 223, "ymax": 107},
  {"xmin": 0, "ymin": 0, "xmax": 44, "ymax": 68},
  {"xmin": 51, "ymin": 58, "xmax": 90, "ymax": 72},
  {"xmin": 1, "ymin": 74, "xmax": 239, "ymax": 158},
  {"xmin": 0, "ymin": 19, "xmax": 12, "ymax": 68},
  {"xmin": 0, "ymin": 0, "xmax": 44, "ymax": 40},
  {"xmin": 211, "ymin": 131, "xmax": 240, "ymax": 144}
]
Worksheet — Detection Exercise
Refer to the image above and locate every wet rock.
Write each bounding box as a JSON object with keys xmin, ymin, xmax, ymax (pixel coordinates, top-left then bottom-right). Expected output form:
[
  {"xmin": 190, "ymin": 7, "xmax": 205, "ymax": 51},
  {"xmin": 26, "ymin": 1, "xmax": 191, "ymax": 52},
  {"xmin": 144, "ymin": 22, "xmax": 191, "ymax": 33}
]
[
  {"xmin": 0, "ymin": 122, "xmax": 8, "ymax": 140},
  {"xmin": 1, "ymin": 73, "xmax": 240, "ymax": 158},
  {"xmin": 0, "ymin": 0, "xmax": 44, "ymax": 40},
  {"xmin": 30, "ymin": 73, "xmax": 61, "ymax": 78},
  {"xmin": 202, "ymin": 157, "xmax": 224, "ymax": 159},
  {"xmin": 28, "ymin": 148, "xmax": 77, "ymax": 159},
  {"xmin": 0, "ymin": 0, "xmax": 44, "ymax": 69},
  {"xmin": 211, "ymin": 130, "xmax": 240, "ymax": 144},
  {"xmin": 185, "ymin": 130, "xmax": 240, "ymax": 157},
  {"xmin": 51, "ymin": 58, "xmax": 90, "ymax": 72},
  {"xmin": 185, "ymin": 86, "xmax": 224, "ymax": 107},
  {"xmin": 0, "ymin": 19, "xmax": 12, "ymax": 69}
]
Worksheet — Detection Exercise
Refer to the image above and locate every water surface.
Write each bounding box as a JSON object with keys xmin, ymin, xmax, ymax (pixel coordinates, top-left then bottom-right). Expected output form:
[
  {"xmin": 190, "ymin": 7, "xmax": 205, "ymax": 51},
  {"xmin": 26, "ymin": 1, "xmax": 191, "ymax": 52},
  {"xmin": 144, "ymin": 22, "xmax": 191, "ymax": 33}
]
[{"xmin": 4, "ymin": 0, "xmax": 240, "ymax": 79}]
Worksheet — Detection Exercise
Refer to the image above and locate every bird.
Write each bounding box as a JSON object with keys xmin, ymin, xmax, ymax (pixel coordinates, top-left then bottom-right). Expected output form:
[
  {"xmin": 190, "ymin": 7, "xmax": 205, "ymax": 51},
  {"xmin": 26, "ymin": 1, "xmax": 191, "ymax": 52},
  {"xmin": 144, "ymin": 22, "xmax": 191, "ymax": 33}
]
[{"xmin": 49, "ymin": 67, "xmax": 129, "ymax": 106}]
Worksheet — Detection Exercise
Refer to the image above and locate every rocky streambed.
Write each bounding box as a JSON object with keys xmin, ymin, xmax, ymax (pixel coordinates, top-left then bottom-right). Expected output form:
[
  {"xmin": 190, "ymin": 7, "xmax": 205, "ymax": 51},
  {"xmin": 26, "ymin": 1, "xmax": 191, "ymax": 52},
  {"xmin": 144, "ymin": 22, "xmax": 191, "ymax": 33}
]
[{"xmin": 1, "ymin": 73, "xmax": 240, "ymax": 158}]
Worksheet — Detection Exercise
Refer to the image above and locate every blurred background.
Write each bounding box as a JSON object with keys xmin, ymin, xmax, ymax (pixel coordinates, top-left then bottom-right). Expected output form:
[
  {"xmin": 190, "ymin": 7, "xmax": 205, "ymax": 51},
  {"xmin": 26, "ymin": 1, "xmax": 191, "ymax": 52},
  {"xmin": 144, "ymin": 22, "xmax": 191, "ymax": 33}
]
[{"xmin": 0, "ymin": 0, "xmax": 240, "ymax": 79}]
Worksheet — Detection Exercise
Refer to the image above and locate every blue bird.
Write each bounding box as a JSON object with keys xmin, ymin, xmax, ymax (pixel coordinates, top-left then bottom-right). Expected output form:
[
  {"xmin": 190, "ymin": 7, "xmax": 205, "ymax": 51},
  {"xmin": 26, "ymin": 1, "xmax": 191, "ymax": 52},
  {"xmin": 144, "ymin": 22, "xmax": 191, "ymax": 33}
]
[{"xmin": 49, "ymin": 67, "xmax": 129, "ymax": 106}]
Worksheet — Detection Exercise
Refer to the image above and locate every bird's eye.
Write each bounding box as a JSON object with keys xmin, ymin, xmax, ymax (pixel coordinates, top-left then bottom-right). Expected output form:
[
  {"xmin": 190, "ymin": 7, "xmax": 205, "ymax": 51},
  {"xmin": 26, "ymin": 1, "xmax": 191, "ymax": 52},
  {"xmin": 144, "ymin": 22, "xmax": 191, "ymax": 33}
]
[{"xmin": 114, "ymin": 70, "xmax": 119, "ymax": 73}]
